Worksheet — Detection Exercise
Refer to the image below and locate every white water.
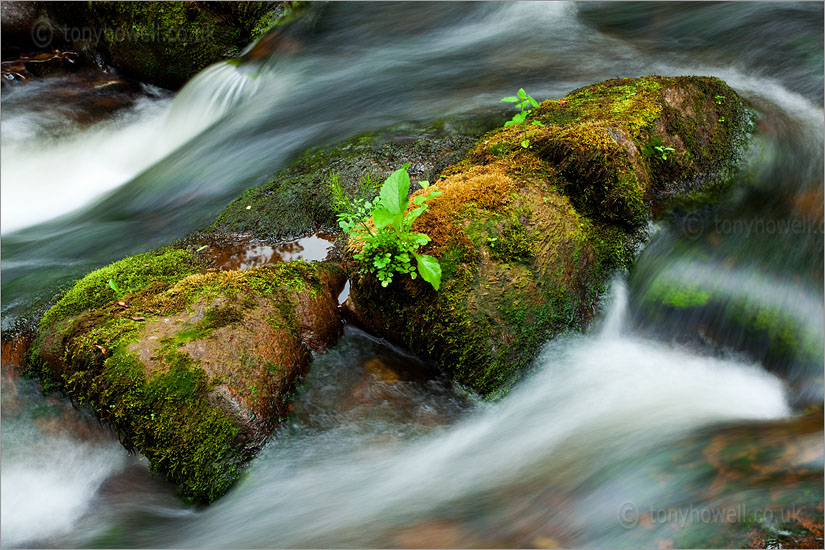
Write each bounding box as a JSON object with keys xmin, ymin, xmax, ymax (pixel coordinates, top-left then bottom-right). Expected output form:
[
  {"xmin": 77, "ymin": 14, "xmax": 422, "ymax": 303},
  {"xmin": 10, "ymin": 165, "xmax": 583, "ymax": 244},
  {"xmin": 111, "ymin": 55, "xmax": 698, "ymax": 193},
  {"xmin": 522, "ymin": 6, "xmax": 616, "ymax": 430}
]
[
  {"xmin": 151, "ymin": 281, "xmax": 790, "ymax": 548},
  {"xmin": 0, "ymin": 400, "xmax": 130, "ymax": 547},
  {"xmin": 0, "ymin": 61, "xmax": 263, "ymax": 234},
  {"xmin": 1, "ymin": 2, "xmax": 820, "ymax": 546},
  {"xmin": 2, "ymin": 97, "xmax": 166, "ymax": 233}
]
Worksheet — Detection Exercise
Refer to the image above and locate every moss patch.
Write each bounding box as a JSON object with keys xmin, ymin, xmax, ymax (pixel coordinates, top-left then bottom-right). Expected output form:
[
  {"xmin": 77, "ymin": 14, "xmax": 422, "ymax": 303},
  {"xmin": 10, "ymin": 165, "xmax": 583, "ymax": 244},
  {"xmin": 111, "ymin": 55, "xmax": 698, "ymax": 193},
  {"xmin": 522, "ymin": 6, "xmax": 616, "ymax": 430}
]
[
  {"xmin": 48, "ymin": 2, "xmax": 294, "ymax": 89},
  {"xmin": 346, "ymin": 76, "xmax": 754, "ymax": 396},
  {"xmin": 203, "ymin": 114, "xmax": 503, "ymax": 244},
  {"xmin": 30, "ymin": 253, "xmax": 344, "ymax": 502}
]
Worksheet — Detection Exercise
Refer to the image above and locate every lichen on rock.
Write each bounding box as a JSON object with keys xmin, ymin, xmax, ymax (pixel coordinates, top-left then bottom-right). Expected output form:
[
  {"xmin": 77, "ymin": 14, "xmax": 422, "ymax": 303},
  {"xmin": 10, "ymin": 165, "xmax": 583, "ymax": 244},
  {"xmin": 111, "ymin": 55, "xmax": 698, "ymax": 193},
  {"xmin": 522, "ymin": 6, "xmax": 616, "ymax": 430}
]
[{"xmin": 343, "ymin": 75, "xmax": 755, "ymax": 396}]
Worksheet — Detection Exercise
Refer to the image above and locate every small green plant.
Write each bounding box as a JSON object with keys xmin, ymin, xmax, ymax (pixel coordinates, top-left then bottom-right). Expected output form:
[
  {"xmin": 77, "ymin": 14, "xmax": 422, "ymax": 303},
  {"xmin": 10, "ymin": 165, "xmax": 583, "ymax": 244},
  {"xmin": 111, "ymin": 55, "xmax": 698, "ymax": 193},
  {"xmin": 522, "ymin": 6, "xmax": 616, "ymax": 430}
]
[
  {"xmin": 331, "ymin": 165, "xmax": 442, "ymax": 290},
  {"xmin": 714, "ymin": 95, "xmax": 726, "ymax": 105},
  {"xmin": 654, "ymin": 145, "xmax": 676, "ymax": 160},
  {"xmin": 501, "ymin": 88, "xmax": 545, "ymax": 148},
  {"xmin": 108, "ymin": 278, "xmax": 124, "ymax": 297}
]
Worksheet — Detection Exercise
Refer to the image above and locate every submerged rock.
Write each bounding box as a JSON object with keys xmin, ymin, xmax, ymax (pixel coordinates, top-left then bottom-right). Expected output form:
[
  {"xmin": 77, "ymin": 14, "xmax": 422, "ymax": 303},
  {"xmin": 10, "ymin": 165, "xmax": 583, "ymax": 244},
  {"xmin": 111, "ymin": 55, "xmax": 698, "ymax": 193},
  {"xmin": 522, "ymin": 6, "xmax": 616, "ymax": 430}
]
[
  {"xmin": 629, "ymin": 243, "xmax": 824, "ymax": 405},
  {"xmin": 29, "ymin": 247, "xmax": 345, "ymax": 502},
  {"xmin": 344, "ymin": 75, "xmax": 755, "ymax": 395}
]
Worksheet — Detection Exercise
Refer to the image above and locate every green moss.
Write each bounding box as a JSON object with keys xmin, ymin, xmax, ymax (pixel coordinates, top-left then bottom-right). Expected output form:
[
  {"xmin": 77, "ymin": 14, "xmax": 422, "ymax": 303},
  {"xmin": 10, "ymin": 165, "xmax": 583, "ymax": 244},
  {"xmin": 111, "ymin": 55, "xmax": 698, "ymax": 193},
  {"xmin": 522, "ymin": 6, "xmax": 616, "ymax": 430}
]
[
  {"xmin": 38, "ymin": 248, "xmax": 201, "ymax": 331},
  {"xmin": 205, "ymin": 116, "xmax": 499, "ymax": 243},
  {"xmin": 347, "ymin": 75, "xmax": 754, "ymax": 396},
  {"xmin": 487, "ymin": 218, "xmax": 538, "ymax": 264},
  {"xmin": 62, "ymin": 338, "xmax": 242, "ymax": 503},
  {"xmin": 249, "ymin": 1, "xmax": 305, "ymax": 40},
  {"xmin": 68, "ymin": 2, "xmax": 288, "ymax": 89},
  {"xmin": 640, "ymin": 271, "xmax": 823, "ymax": 371},
  {"xmin": 30, "ymin": 256, "xmax": 341, "ymax": 502},
  {"xmin": 647, "ymin": 279, "xmax": 713, "ymax": 308}
]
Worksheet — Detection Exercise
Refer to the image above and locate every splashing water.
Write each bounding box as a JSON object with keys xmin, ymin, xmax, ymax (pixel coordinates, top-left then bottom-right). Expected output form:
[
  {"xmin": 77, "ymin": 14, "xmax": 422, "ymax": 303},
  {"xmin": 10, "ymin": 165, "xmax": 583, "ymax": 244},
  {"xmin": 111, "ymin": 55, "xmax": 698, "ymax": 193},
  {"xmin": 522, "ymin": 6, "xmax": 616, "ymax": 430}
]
[{"xmin": 1, "ymin": 2, "xmax": 821, "ymax": 547}]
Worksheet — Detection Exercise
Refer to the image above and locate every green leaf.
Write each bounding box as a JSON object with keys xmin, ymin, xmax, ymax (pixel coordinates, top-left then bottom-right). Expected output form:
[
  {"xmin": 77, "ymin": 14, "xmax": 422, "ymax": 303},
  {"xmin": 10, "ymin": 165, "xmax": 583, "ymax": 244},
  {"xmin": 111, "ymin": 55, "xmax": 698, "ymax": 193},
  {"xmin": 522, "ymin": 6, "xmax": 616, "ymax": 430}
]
[
  {"xmin": 413, "ymin": 253, "xmax": 442, "ymax": 291},
  {"xmin": 108, "ymin": 278, "xmax": 121, "ymax": 295},
  {"xmin": 504, "ymin": 120, "xmax": 515, "ymax": 127},
  {"xmin": 512, "ymin": 111, "xmax": 527, "ymax": 124},
  {"xmin": 501, "ymin": 96, "xmax": 519, "ymax": 103},
  {"xmin": 521, "ymin": 139, "xmax": 530, "ymax": 148},
  {"xmin": 371, "ymin": 205, "xmax": 395, "ymax": 228},
  {"xmin": 378, "ymin": 165, "xmax": 412, "ymax": 228},
  {"xmin": 406, "ymin": 205, "xmax": 427, "ymax": 223},
  {"xmin": 517, "ymin": 88, "xmax": 526, "ymax": 100},
  {"xmin": 532, "ymin": 120, "xmax": 545, "ymax": 127},
  {"xmin": 418, "ymin": 180, "xmax": 430, "ymax": 190},
  {"xmin": 528, "ymin": 96, "xmax": 539, "ymax": 108}
]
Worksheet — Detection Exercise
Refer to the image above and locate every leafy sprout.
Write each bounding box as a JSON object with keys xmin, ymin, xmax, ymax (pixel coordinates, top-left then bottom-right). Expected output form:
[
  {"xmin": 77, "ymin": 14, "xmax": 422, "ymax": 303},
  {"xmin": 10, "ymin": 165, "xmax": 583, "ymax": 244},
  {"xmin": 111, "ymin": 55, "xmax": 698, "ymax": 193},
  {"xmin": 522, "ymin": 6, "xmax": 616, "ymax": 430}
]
[
  {"xmin": 502, "ymin": 88, "xmax": 545, "ymax": 148},
  {"xmin": 330, "ymin": 165, "xmax": 442, "ymax": 290}
]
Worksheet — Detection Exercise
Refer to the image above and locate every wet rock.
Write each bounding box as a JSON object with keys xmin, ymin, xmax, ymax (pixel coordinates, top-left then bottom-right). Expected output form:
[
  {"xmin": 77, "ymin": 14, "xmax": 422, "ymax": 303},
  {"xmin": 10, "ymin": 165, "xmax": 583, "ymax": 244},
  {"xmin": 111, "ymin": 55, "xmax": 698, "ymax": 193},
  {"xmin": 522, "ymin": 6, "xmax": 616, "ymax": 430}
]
[
  {"xmin": 0, "ymin": 50, "xmax": 82, "ymax": 88},
  {"xmin": 29, "ymin": 247, "xmax": 346, "ymax": 502},
  {"xmin": 203, "ymin": 113, "xmax": 505, "ymax": 245},
  {"xmin": 344, "ymin": 76, "xmax": 755, "ymax": 395},
  {"xmin": 655, "ymin": 411, "xmax": 823, "ymax": 549},
  {"xmin": 1, "ymin": 336, "xmax": 31, "ymax": 412},
  {"xmin": 628, "ymin": 237, "xmax": 824, "ymax": 405},
  {"xmin": 36, "ymin": 2, "xmax": 296, "ymax": 90},
  {"xmin": 0, "ymin": 1, "xmax": 41, "ymax": 55},
  {"xmin": 363, "ymin": 358, "xmax": 401, "ymax": 383},
  {"xmin": 1, "ymin": 65, "xmax": 148, "ymax": 130}
]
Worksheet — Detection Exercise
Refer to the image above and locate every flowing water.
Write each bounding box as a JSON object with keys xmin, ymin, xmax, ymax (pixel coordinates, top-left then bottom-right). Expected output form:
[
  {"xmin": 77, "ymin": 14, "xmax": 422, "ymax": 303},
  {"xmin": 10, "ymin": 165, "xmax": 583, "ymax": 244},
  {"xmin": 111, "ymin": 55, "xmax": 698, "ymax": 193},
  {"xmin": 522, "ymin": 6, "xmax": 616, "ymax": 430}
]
[{"xmin": 1, "ymin": 2, "xmax": 822, "ymax": 547}]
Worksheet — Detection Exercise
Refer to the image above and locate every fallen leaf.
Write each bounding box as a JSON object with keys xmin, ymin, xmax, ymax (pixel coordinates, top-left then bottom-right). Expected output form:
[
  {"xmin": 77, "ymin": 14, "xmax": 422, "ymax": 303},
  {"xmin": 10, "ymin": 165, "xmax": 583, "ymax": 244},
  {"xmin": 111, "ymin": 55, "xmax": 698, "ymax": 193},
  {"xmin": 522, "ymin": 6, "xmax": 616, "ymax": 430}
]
[
  {"xmin": 94, "ymin": 345, "xmax": 107, "ymax": 354},
  {"xmin": 117, "ymin": 301, "xmax": 127, "ymax": 307},
  {"xmin": 130, "ymin": 316, "xmax": 146, "ymax": 321}
]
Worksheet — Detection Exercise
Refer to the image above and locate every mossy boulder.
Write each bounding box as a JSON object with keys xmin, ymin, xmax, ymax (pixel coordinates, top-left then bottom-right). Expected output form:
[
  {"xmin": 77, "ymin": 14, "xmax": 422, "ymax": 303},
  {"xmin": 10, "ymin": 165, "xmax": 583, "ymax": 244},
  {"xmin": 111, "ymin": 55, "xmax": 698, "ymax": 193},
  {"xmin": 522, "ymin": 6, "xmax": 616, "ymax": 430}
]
[
  {"xmin": 344, "ymin": 76, "xmax": 755, "ymax": 396},
  {"xmin": 204, "ymin": 114, "xmax": 504, "ymax": 244},
  {"xmin": 29, "ymin": 248, "xmax": 345, "ymax": 502},
  {"xmin": 38, "ymin": 2, "xmax": 295, "ymax": 89}
]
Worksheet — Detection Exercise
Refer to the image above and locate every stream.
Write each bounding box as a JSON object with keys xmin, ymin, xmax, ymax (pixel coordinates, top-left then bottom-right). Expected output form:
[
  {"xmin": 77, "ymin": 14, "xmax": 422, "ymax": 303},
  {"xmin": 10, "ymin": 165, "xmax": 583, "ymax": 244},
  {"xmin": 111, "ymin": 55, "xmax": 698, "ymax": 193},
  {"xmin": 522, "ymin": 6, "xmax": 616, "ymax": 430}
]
[{"xmin": 1, "ymin": 2, "xmax": 822, "ymax": 548}]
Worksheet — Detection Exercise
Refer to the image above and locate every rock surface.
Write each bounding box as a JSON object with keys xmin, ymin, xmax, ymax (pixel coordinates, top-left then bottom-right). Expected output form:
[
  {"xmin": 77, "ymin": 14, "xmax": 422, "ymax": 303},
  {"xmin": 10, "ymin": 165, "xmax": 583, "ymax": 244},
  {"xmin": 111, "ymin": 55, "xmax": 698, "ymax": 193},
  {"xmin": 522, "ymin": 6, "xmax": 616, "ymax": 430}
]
[
  {"xmin": 203, "ymin": 114, "xmax": 505, "ymax": 245},
  {"xmin": 29, "ymin": 248, "xmax": 345, "ymax": 502},
  {"xmin": 3, "ymin": 2, "xmax": 295, "ymax": 89},
  {"xmin": 344, "ymin": 75, "xmax": 755, "ymax": 395}
]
